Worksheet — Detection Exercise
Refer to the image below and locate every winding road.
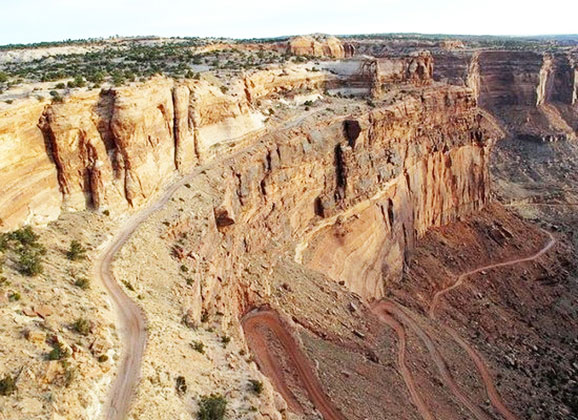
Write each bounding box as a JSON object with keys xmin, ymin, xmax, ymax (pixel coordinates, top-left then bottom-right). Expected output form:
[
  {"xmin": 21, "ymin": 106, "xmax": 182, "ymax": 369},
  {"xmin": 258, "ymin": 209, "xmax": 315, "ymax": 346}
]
[
  {"xmin": 373, "ymin": 230, "xmax": 555, "ymax": 420},
  {"xmin": 374, "ymin": 300, "xmax": 491, "ymax": 420},
  {"xmin": 96, "ymin": 170, "xmax": 202, "ymax": 420},
  {"xmin": 242, "ymin": 310, "xmax": 346, "ymax": 420},
  {"xmin": 429, "ymin": 230, "xmax": 556, "ymax": 318},
  {"xmin": 94, "ymin": 108, "xmax": 334, "ymax": 420},
  {"xmin": 372, "ymin": 304, "xmax": 435, "ymax": 420}
]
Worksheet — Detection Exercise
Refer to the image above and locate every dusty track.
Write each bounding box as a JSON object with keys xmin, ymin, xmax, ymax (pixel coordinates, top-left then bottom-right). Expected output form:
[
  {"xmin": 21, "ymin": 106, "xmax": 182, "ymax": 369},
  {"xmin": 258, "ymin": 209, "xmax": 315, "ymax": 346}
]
[
  {"xmin": 97, "ymin": 170, "xmax": 205, "ymax": 419},
  {"xmin": 242, "ymin": 310, "xmax": 346, "ymax": 420},
  {"xmin": 374, "ymin": 300, "xmax": 491, "ymax": 420},
  {"xmin": 429, "ymin": 231, "xmax": 556, "ymax": 318},
  {"xmin": 372, "ymin": 305, "xmax": 435, "ymax": 420},
  {"xmin": 422, "ymin": 230, "xmax": 556, "ymax": 420}
]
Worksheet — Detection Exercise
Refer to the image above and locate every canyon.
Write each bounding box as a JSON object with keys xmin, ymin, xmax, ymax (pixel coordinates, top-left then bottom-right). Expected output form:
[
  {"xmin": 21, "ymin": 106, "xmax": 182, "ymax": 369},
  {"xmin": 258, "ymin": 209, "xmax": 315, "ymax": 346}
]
[{"xmin": 0, "ymin": 34, "xmax": 577, "ymax": 420}]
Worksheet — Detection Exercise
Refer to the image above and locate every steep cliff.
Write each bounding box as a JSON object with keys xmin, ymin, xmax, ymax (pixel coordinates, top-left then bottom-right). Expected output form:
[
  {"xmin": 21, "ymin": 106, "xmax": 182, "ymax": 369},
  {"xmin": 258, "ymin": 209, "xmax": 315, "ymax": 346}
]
[
  {"xmin": 0, "ymin": 100, "xmax": 61, "ymax": 230},
  {"xmin": 157, "ymin": 86, "xmax": 499, "ymax": 314},
  {"xmin": 288, "ymin": 35, "xmax": 355, "ymax": 58},
  {"xmin": 433, "ymin": 49, "xmax": 578, "ymax": 141}
]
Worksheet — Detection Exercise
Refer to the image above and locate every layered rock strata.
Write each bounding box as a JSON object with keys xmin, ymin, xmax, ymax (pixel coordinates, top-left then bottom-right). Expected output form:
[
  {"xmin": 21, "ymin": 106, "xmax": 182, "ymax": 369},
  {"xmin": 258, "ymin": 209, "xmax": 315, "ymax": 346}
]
[{"xmin": 164, "ymin": 86, "xmax": 499, "ymax": 316}]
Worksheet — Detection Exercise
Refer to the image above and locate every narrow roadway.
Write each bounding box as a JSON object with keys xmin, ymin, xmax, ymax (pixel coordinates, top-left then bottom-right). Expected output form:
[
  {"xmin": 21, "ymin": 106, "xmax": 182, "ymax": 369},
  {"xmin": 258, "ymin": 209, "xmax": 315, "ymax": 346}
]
[
  {"xmin": 373, "ymin": 231, "xmax": 555, "ymax": 420},
  {"xmin": 242, "ymin": 310, "xmax": 347, "ymax": 420},
  {"xmin": 96, "ymin": 109, "xmax": 328, "ymax": 420},
  {"xmin": 96, "ymin": 170, "xmax": 201, "ymax": 419}
]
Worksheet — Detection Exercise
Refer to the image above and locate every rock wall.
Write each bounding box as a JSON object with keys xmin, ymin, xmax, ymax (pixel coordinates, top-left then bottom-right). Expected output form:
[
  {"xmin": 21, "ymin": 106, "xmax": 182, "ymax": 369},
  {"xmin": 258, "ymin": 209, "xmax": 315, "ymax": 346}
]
[
  {"xmin": 0, "ymin": 76, "xmax": 270, "ymax": 230},
  {"xmin": 166, "ymin": 86, "xmax": 499, "ymax": 311},
  {"xmin": 0, "ymin": 100, "xmax": 61, "ymax": 230},
  {"xmin": 287, "ymin": 35, "xmax": 355, "ymax": 58},
  {"xmin": 433, "ymin": 49, "xmax": 578, "ymax": 140}
]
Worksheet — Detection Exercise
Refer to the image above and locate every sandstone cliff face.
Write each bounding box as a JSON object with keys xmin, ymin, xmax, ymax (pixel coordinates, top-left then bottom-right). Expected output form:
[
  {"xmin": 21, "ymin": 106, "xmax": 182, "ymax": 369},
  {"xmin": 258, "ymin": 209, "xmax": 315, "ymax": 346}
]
[
  {"xmin": 288, "ymin": 35, "xmax": 354, "ymax": 58},
  {"xmin": 434, "ymin": 49, "xmax": 578, "ymax": 141},
  {"xmin": 0, "ymin": 100, "xmax": 61, "ymax": 230},
  {"xmin": 164, "ymin": 86, "xmax": 499, "ymax": 310},
  {"xmin": 0, "ymin": 76, "xmax": 271, "ymax": 231}
]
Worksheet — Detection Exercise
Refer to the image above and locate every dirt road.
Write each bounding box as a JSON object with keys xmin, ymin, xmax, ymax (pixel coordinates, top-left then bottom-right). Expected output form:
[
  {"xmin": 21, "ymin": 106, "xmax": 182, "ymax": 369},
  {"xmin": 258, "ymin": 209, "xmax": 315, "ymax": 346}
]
[
  {"xmin": 374, "ymin": 300, "xmax": 491, "ymax": 420},
  {"xmin": 242, "ymin": 309, "xmax": 346, "ymax": 420},
  {"xmin": 372, "ymin": 304, "xmax": 435, "ymax": 420},
  {"xmin": 97, "ymin": 171, "xmax": 201, "ymax": 419},
  {"xmin": 429, "ymin": 231, "xmax": 556, "ymax": 318}
]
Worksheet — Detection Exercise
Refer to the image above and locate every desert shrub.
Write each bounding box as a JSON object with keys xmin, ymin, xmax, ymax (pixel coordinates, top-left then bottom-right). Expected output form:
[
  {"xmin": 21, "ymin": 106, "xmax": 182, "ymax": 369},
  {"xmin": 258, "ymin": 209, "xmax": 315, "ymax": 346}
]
[
  {"xmin": 74, "ymin": 277, "xmax": 90, "ymax": 289},
  {"xmin": 176, "ymin": 375, "xmax": 187, "ymax": 394},
  {"xmin": 64, "ymin": 365, "xmax": 76, "ymax": 387},
  {"xmin": 49, "ymin": 90, "xmax": 63, "ymax": 103},
  {"xmin": 8, "ymin": 226, "xmax": 39, "ymax": 246},
  {"xmin": 122, "ymin": 280, "xmax": 135, "ymax": 291},
  {"xmin": 249, "ymin": 379, "xmax": 263, "ymax": 395},
  {"xmin": 66, "ymin": 240, "xmax": 87, "ymax": 261},
  {"xmin": 221, "ymin": 335, "xmax": 230, "ymax": 347},
  {"xmin": 17, "ymin": 249, "xmax": 43, "ymax": 276},
  {"xmin": 0, "ymin": 374, "xmax": 16, "ymax": 396},
  {"xmin": 47, "ymin": 342, "xmax": 70, "ymax": 361},
  {"xmin": 0, "ymin": 233, "xmax": 8, "ymax": 252},
  {"xmin": 0, "ymin": 71, "xmax": 8, "ymax": 83},
  {"xmin": 197, "ymin": 394, "xmax": 227, "ymax": 420},
  {"xmin": 73, "ymin": 318, "xmax": 91, "ymax": 335},
  {"xmin": 97, "ymin": 354, "xmax": 109, "ymax": 363},
  {"xmin": 191, "ymin": 340, "xmax": 205, "ymax": 354}
]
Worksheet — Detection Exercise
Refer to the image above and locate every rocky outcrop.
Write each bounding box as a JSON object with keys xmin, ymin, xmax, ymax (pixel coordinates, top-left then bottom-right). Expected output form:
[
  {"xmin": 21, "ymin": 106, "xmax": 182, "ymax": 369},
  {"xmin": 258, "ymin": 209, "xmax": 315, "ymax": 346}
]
[
  {"xmin": 0, "ymin": 76, "xmax": 272, "ymax": 230},
  {"xmin": 288, "ymin": 35, "xmax": 354, "ymax": 58},
  {"xmin": 166, "ymin": 86, "xmax": 500, "ymax": 308},
  {"xmin": 0, "ymin": 100, "xmax": 61, "ymax": 230},
  {"xmin": 433, "ymin": 49, "xmax": 578, "ymax": 140}
]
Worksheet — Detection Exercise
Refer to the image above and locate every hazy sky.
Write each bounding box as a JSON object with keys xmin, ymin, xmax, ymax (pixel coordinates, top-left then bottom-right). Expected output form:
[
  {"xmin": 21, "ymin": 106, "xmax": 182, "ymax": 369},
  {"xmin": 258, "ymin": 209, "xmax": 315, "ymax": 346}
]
[{"xmin": 1, "ymin": 0, "xmax": 576, "ymax": 45}]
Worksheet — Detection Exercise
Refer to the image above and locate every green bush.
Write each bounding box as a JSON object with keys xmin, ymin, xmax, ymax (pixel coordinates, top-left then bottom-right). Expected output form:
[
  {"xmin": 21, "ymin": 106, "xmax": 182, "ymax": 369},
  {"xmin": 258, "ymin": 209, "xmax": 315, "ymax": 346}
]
[
  {"xmin": 73, "ymin": 318, "xmax": 91, "ymax": 335},
  {"xmin": 0, "ymin": 374, "xmax": 16, "ymax": 396},
  {"xmin": 8, "ymin": 226, "xmax": 39, "ymax": 246},
  {"xmin": 0, "ymin": 71, "xmax": 8, "ymax": 83},
  {"xmin": 74, "ymin": 277, "xmax": 90, "ymax": 289},
  {"xmin": 249, "ymin": 379, "xmax": 263, "ymax": 395},
  {"xmin": 191, "ymin": 340, "xmax": 205, "ymax": 354},
  {"xmin": 48, "ymin": 342, "xmax": 70, "ymax": 361},
  {"xmin": 17, "ymin": 249, "xmax": 43, "ymax": 276},
  {"xmin": 176, "ymin": 376, "xmax": 187, "ymax": 394},
  {"xmin": 66, "ymin": 240, "xmax": 87, "ymax": 261},
  {"xmin": 198, "ymin": 394, "xmax": 227, "ymax": 420}
]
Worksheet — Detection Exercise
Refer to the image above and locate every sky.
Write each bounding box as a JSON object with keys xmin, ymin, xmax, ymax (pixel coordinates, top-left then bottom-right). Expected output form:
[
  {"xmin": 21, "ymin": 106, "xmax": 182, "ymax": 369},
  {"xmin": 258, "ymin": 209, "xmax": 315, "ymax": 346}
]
[{"xmin": 1, "ymin": 0, "xmax": 576, "ymax": 45}]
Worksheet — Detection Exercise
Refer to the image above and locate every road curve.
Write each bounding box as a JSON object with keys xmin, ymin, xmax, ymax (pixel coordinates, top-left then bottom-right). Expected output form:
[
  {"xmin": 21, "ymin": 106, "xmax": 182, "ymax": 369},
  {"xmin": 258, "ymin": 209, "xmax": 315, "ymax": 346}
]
[
  {"xmin": 97, "ymin": 171, "xmax": 200, "ymax": 420},
  {"xmin": 429, "ymin": 231, "xmax": 556, "ymax": 318},
  {"xmin": 376, "ymin": 300, "xmax": 491, "ymax": 420},
  {"xmin": 371, "ymin": 304, "xmax": 435, "ymax": 420},
  {"xmin": 444, "ymin": 326, "xmax": 517, "ymax": 420},
  {"xmin": 242, "ymin": 310, "xmax": 346, "ymax": 420}
]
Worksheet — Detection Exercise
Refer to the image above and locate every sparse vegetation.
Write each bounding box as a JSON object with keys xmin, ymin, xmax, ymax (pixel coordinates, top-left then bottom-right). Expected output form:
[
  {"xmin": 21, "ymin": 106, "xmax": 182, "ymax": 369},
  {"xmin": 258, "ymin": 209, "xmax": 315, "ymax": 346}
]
[
  {"xmin": 122, "ymin": 280, "xmax": 135, "ymax": 291},
  {"xmin": 17, "ymin": 248, "xmax": 44, "ymax": 276},
  {"xmin": 74, "ymin": 276, "xmax": 90, "ymax": 289},
  {"xmin": 176, "ymin": 376, "xmax": 187, "ymax": 394},
  {"xmin": 47, "ymin": 342, "xmax": 70, "ymax": 361},
  {"xmin": 221, "ymin": 335, "xmax": 231, "ymax": 347},
  {"xmin": 73, "ymin": 317, "xmax": 91, "ymax": 335},
  {"xmin": 0, "ymin": 374, "xmax": 16, "ymax": 396},
  {"xmin": 197, "ymin": 394, "xmax": 227, "ymax": 420},
  {"xmin": 191, "ymin": 340, "xmax": 205, "ymax": 354},
  {"xmin": 66, "ymin": 240, "xmax": 87, "ymax": 261},
  {"xmin": 249, "ymin": 379, "xmax": 263, "ymax": 395}
]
